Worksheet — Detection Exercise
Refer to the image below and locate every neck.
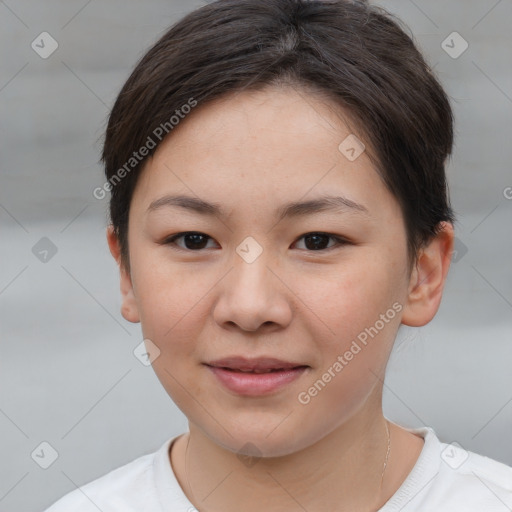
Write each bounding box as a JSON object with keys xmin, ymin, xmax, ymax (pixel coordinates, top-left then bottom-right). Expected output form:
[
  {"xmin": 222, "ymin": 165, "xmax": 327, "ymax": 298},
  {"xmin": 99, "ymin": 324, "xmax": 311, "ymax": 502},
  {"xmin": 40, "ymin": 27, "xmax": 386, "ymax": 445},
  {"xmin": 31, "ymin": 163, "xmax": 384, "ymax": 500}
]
[{"xmin": 170, "ymin": 395, "xmax": 408, "ymax": 512}]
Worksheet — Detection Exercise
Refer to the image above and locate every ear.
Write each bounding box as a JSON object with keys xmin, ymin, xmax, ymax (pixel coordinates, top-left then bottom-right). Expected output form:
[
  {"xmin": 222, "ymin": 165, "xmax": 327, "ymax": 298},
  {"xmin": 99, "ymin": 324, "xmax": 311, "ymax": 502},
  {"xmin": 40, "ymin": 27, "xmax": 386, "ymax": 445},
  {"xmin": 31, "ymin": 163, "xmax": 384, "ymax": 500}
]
[
  {"xmin": 401, "ymin": 222, "xmax": 454, "ymax": 327},
  {"xmin": 106, "ymin": 225, "xmax": 140, "ymax": 323}
]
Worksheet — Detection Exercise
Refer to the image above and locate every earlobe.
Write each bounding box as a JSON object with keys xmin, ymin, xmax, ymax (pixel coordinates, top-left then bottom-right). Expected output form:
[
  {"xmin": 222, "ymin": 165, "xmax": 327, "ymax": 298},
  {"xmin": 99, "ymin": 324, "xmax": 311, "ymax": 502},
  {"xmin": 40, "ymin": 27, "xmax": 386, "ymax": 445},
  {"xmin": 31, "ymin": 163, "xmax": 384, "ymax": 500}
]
[
  {"xmin": 401, "ymin": 222, "xmax": 454, "ymax": 327},
  {"xmin": 106, "ymin": 226, "xmax": 141, "ymax": 324}
]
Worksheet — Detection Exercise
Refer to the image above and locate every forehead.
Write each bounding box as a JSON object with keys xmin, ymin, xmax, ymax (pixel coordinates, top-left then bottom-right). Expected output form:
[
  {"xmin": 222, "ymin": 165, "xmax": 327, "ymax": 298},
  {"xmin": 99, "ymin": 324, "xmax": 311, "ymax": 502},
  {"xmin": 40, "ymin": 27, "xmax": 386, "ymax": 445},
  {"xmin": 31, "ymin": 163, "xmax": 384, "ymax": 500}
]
[
  {"xmin": 131, "ymin": 86, "xmax": 398, "ymax": 222},
  {"xmin": 161, "ymin": 86, "xmax": 362, "ymax": 158}
]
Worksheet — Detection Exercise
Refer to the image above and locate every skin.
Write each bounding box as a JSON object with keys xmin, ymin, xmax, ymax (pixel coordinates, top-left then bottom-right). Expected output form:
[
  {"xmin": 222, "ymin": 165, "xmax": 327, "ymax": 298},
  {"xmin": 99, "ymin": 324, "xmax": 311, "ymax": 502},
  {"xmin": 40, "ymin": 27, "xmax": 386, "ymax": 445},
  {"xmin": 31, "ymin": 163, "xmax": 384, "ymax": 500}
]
[{"xmin": 107, "ymin": 86, "xmax": 454, "ymax": 512}]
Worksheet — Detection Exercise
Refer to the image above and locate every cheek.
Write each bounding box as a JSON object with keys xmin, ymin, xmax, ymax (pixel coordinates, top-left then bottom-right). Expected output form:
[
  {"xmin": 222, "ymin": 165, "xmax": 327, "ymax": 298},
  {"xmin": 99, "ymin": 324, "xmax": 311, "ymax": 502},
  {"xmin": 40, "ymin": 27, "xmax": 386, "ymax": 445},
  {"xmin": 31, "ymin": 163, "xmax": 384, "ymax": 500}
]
[
  {"xmin": 130, "ymin": 251, "xmax": 210, "ymax": 348},
  {"xmin": 131, "ymin": 258, "xmax": 211, "ymax": 408},
  {"xmin": 299, "ymin": 257, "xmax": 401, "ymax": 337},
  {"xmin": 300, "ymin": 258, "xmax": 402, "ymax": 396}
]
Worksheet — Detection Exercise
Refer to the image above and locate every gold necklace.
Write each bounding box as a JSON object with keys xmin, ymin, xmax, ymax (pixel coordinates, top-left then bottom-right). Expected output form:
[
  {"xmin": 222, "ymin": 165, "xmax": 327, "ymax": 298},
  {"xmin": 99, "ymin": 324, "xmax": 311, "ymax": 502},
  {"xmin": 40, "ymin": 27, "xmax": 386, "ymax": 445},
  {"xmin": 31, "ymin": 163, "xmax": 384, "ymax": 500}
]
[{"xmin": 381, "ymin": 419, "xmax": 391, "ymax": 488}]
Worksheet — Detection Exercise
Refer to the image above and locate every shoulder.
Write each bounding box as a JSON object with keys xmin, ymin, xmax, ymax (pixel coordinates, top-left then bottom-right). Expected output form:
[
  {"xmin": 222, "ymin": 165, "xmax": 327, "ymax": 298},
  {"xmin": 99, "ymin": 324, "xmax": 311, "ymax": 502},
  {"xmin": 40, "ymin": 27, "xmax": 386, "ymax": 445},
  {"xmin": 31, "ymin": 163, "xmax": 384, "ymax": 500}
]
[
  {"xmin": 43, "ymin": 444, "xmax": 164, "ymax": 512},
  {"xmin": 432, "ymin": 442, "xmax": 512, "ymax": 508},
  {"xmin": 383, "ymin": 426, "xmax": 512, "ymax": 512}
]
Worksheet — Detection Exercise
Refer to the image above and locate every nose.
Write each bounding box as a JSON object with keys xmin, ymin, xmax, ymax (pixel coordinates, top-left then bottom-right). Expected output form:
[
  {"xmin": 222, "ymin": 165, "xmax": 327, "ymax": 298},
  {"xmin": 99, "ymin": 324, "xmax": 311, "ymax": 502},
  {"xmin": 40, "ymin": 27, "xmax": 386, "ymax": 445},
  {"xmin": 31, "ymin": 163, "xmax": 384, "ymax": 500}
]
[{"xmin": 212, "ymin": 253, "xmax": 293, "ymax": 333}]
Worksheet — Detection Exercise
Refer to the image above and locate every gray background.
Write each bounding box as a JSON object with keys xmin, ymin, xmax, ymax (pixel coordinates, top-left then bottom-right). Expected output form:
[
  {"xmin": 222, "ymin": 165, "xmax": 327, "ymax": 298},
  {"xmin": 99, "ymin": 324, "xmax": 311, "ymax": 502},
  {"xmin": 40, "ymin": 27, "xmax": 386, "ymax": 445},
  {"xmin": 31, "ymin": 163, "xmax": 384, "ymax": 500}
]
[{"xmin": 1, "ymin": 1, "xmax": 511, "ymax": 511}]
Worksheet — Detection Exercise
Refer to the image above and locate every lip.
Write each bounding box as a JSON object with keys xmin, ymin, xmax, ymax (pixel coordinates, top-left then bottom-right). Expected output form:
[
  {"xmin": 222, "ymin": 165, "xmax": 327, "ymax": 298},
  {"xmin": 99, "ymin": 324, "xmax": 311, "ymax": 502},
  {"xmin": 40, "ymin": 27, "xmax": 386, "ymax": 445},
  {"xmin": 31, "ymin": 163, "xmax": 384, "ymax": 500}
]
[
  {"xmin": 205, "ymin": 356, "xmax": 309, "ymax": 396},
  {"xmin": 206, "ymin": 356, "xmax": 307, "ymax": 371}
]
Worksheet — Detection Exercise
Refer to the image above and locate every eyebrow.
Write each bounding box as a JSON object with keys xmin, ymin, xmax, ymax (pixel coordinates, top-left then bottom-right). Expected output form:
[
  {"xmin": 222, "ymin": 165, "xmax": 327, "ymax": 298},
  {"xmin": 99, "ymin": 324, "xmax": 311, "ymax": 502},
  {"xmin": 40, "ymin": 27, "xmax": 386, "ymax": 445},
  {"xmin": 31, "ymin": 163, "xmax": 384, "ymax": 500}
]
[{"xmin": 146, "ymin": 194, "xmax": 370, "ymax": 221}]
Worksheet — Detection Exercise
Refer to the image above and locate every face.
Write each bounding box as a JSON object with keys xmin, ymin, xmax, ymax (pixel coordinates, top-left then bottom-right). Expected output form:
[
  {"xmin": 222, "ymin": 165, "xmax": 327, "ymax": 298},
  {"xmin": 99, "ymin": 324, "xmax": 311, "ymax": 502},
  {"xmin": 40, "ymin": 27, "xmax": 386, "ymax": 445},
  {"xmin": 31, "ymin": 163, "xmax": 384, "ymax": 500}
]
[{"xmin": 112, "ymin": 86, "xmax": 428, "ymax": 457}]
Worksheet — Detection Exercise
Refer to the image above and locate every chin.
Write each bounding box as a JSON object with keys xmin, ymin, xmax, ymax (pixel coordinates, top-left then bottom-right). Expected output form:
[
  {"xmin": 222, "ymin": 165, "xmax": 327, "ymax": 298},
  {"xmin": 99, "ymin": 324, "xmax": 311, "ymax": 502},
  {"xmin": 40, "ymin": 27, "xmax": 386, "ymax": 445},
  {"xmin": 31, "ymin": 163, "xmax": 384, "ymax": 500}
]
[{"xmin": 206, "ymin": 421, "xmax": 314, "ymax": 459}]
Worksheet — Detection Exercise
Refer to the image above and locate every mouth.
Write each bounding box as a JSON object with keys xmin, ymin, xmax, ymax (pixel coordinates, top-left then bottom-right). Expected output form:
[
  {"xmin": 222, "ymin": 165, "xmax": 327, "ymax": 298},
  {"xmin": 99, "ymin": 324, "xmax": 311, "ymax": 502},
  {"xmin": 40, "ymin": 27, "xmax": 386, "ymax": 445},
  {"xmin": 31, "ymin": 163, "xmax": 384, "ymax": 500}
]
[
  {"xmin": 206, "ymin": 356, "xmax": 308, "ymax": 372},
  {"xmin": 204, "ymin": 357, "xmax": 309, "ymax": 396},
  {"xmin": 216, "ymin": 367, "xmax": 305, "ymax": 374}
]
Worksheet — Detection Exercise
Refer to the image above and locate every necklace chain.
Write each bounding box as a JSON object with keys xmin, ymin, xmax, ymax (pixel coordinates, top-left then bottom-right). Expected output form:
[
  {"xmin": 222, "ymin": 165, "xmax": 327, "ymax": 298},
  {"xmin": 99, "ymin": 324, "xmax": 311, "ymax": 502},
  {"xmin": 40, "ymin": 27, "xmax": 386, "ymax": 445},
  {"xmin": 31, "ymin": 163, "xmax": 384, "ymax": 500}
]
[{"xmin": 381, "ymin": 419, "xmax": 391, "ymax": 488}]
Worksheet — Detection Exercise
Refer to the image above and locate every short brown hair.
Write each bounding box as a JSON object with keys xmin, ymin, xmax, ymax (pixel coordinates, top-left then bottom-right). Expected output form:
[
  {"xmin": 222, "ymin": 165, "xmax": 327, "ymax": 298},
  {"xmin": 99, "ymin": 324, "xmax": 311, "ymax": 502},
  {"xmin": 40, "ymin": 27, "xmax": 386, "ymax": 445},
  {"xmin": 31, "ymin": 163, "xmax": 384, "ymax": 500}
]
[{"xmin": 102, "ymin": 0, "xmax": 455, "ymax": 271}]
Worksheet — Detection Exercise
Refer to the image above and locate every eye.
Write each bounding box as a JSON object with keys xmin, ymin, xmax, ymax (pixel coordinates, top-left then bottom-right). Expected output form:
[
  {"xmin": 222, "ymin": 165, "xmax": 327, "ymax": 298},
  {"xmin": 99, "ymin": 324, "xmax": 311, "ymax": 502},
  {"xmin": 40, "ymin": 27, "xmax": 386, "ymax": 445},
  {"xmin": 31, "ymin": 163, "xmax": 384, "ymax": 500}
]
[
  {"xmin": 293, "ymin": 232, "xmax": 349, "ymax": 251},
  {"xmin": 162, "ymin": 231, "xmax": 349, "ymax": 252},
  {"xmin": 163, "ymin": 232, "xmax": 218, "ymax": 251}
]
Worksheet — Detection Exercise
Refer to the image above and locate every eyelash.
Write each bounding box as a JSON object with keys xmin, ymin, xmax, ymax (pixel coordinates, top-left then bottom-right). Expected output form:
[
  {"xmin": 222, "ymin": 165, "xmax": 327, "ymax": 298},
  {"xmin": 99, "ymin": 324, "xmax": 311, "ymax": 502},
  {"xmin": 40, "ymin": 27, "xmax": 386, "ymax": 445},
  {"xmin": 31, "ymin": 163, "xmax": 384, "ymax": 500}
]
[{"xmin": 162, "ymin": 231, "xmax": 351, "ymax": 252}]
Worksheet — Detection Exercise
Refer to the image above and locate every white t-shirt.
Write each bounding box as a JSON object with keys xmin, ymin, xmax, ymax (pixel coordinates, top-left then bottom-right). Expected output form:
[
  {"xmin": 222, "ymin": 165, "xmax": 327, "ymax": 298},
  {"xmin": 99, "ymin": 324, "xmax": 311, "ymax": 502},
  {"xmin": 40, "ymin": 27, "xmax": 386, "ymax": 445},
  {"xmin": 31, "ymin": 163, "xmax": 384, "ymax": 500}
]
[{"xmin": 44, "ymin": 426, "xmax": 512, "ymax": 511}]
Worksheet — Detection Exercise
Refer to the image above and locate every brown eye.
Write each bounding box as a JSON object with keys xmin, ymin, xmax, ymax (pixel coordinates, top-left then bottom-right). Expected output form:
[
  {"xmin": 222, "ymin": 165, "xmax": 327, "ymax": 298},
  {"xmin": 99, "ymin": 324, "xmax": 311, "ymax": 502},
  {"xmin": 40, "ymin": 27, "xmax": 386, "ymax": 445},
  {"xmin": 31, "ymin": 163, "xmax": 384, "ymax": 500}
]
[
  {"xmin": 293, "ymin": 232, "xmax": 349, "ymax": 251},
  {"xmin": 164, "ymin": 232, "xmax": 217, "ymax": 250}
]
